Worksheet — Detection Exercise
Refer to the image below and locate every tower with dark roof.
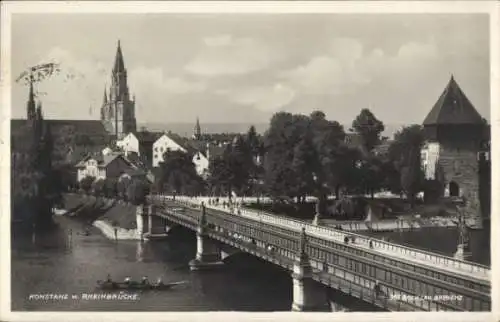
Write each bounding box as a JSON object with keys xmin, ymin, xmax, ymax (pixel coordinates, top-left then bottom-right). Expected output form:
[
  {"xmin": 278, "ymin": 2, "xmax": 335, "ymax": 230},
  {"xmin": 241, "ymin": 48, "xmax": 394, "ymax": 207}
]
[
  {"xmin": 100, "ymin": 40, "xmax": 136, "ymax": 140},
  {"xmin": 421, "ymin": 75, "xmax": 488, "ymax": 225}
]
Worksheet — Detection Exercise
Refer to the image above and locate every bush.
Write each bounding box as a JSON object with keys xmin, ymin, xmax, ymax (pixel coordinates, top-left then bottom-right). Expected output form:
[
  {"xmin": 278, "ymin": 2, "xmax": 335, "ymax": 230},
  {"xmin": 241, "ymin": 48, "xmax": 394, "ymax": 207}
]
[
  {"xmin": 92, "ymin": 178, "xmax": 105, "ymax": 196},
  {"xmin": 127, "ymin": 179, "xmax": 148, "ymax": 206},
  {"xmin": 104, "ymin": 177, "xmax": 118, "ymax": 198},
  {"xmin": 79, "ymin": 176, "xmax": 95, "ymax": 193},
  {"xmin": 117, "ymin": 176, "xmax": 131, "ymax": 200}
]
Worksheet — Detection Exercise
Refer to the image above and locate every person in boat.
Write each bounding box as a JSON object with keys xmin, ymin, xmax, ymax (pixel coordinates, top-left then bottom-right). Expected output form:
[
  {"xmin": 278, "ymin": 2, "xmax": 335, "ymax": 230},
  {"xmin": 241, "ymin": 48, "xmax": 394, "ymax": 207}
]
[
  {"xmin": 156, "ymin": 277, "xmax": 164, "ymax": 286},
  {"xmin": 141, "ymin": 276, "xmax": 150, "ymax": 285},
  {"xmin": 124, "ymin": 277, "xmax": 131, "ymax": 285},
  {"xmin": 106, "ymin": 274, "xmax": 112, "ymax": 283}
]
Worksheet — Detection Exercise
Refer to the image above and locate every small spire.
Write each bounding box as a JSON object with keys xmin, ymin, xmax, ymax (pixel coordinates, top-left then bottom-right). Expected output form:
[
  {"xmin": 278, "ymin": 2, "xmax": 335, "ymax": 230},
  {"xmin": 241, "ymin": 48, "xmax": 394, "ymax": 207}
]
[
  {"xmin": 113, "ymin": 39, "xmax": 125, "ymax": 73},
  {"xmin": 103, "ymin": 87, "xmax": 108, "ymax": 104},
  {"xmin": 194, "ymin": 117, "xmax": 201, "ymax": 139}
]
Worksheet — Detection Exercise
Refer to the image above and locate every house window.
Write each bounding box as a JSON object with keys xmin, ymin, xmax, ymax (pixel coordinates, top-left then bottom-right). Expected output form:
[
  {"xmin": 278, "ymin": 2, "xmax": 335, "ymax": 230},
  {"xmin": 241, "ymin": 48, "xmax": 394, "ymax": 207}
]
[
  {"xmin": 154, "ymin": 154, "xmax": 158, "ymax": 159},
  {"xmin": 154, "ymin": 147, "xmax": 158, "ymax": 152}
]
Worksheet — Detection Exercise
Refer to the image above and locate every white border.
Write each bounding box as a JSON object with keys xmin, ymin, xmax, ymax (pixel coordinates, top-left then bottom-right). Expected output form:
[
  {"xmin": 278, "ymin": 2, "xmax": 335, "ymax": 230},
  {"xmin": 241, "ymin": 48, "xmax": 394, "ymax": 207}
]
[{"xmin": 0, "ymin": 1, "xmax": 498, "ymax": 322}]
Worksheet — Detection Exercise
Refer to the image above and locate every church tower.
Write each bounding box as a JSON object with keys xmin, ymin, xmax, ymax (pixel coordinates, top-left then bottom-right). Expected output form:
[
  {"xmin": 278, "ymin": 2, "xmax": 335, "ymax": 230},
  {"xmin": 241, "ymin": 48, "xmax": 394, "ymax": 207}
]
[
  {"xmin": 421, "ymin": 75, "xmax": 488, "ymax": 225},
  {"xmin": 100, "ymin": 40, "xmax": 136, "ymax": 139}
]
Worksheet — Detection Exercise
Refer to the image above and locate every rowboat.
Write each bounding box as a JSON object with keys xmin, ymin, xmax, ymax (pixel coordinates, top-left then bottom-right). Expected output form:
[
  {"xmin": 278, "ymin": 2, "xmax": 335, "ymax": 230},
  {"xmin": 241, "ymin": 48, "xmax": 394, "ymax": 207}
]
[{"xmin": 96, "ymin": 280, "xmax": 187, "ymax": 291}]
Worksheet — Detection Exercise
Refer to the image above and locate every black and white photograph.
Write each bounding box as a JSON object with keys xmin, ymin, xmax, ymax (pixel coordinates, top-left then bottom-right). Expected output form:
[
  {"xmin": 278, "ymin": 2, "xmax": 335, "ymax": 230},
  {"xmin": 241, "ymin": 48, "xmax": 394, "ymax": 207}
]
[{"xmin": 1, "ymin": 1, "xmax": 497, "ymax": 320}]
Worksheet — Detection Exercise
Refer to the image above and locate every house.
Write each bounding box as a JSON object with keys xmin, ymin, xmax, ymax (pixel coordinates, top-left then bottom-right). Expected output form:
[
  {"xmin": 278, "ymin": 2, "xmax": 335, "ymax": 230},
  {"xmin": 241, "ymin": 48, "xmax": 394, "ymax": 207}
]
[
  {"xmin": 75, "ymin": 152, "xmax": 145, "ymax": 182},
  {"xmin": 152, "ymin": 133, "xmax": 209, "ymax": 177},
  {"xmin": 116, "ymin": 131, "xmax": 163, "ymax": 168},
  {"xmin": 116, "ymin": 132, "xmax": 138, "ymax": 155}
]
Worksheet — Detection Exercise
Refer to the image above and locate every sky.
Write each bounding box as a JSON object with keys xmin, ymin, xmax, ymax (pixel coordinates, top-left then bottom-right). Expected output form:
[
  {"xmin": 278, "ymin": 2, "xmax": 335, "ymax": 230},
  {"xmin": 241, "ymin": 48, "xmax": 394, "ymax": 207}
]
[{"xmin": 10, "ymin": 13, "xmax": 490, "ymax": 128}]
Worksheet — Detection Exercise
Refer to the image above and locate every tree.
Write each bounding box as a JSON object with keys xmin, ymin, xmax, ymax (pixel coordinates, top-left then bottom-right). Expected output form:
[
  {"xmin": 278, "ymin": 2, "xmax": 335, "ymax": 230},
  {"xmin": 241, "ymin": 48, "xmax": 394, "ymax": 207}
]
[
  {"xmin": 117, "ymin": 175, "xmax": 131, "ymax": 200},
  {"xmin": 104, "ymin": 177, "xmax": 118, "ymax": 198},
  {"xmin": 327, "ymin": 144, "xmax": 364, "ymax": 197},
  {"xmin": 388, "ymin": 125, "xmax": 425, "ymax": 169},
  {"xmin": 246, "ymin": 125, "xmax": 261, "ymax": 159},
  {"xmin": 79, "ymin": 175, "xmax": 95, "ymax": 193},
  {"xmin": 401, "ymin": 147, "xmax": 425, "ymax": 208},
  {"xmin": 264, "ymin": 112, "xmax": 310, "ymax": 200},
  {"xmin": 352, "ymin": 108, "xmax": 385, "ymax": 152},
  {"xmin": 291, "ymin": 134, "xmax": 317, "ymax": 201},
  {"xmin": 358, "ymin": 155, "xmax": 385, "ymax": 199},
  {"xmin": 263, "ymin": 110, "xmax": 347, "ymax": 213},
  {"xmin": 127, "ymin": 179, "xmax": 148, "ymax": 206},
  {"xmin": 387, "ymin": 125, "xmax": 425, "ymax": 205},
  {"xmin": 92, "ymin": 178, "xmax": 105, "ymax": 196},
  {"xmin": 159, "ymin": 149, "xmax": 203, "ymax": 195},
  {"xmin": 208, "ymin": 136, "xmax": 253, "ymax": 198}
]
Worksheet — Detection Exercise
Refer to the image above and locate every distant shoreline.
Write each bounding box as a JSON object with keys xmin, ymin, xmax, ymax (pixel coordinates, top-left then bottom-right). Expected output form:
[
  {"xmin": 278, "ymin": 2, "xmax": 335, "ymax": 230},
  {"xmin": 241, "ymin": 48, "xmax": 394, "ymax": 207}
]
[{"xmin": 138, "ymin": 122, "xmax": 406, "ymax": 139}]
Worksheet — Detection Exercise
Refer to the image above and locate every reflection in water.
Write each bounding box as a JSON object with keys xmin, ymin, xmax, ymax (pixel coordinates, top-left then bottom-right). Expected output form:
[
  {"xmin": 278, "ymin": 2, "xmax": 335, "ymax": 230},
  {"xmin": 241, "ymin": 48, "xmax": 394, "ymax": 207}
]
[{"xmin": 136, "ymin": 242, "xmax": 144, "ymax": 262}]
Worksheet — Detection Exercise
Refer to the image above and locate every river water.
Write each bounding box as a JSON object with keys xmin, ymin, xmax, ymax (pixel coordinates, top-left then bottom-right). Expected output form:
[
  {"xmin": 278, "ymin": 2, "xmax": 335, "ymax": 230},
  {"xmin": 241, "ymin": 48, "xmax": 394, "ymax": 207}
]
[
  {"xmin": 360, "ymin": 226, "xmax": 490, "ymax": 266},
  {"xmin": 11, "ymin": 216, "xmax": 299, "ymax": 311}
]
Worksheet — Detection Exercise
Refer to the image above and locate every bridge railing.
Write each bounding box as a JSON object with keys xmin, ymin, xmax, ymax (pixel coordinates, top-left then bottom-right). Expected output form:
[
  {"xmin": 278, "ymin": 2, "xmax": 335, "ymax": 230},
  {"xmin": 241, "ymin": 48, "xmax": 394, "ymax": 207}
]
[
  {"xmin": 237, "ymin": 205, "xmax": 489, "ymax": 277},
  {"xmin": 151, "ymin": 194, "xmax": 490, "ymax": 276}
]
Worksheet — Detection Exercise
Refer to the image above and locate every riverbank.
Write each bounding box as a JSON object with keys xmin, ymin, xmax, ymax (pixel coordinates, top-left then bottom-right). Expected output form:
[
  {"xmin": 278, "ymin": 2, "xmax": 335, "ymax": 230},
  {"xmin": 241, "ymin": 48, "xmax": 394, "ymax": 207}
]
[{"xmin": 61, "ymin": 193, "xmax": 142, "ymax": 240}]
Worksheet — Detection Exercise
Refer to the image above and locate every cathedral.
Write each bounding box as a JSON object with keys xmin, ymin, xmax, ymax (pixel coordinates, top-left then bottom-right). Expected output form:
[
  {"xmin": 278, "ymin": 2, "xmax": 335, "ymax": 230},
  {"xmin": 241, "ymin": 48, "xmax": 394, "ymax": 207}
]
[{"xmin": 100, "ymin": 40, "xmax": 137, "ymax": 140}]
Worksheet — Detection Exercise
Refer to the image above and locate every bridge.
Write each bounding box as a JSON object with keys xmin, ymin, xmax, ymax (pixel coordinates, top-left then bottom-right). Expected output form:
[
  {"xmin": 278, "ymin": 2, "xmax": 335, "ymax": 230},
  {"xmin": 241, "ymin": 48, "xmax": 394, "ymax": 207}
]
[{"xmin": 141, "ymin": 194, "xmax": 491, "ymax": 312}]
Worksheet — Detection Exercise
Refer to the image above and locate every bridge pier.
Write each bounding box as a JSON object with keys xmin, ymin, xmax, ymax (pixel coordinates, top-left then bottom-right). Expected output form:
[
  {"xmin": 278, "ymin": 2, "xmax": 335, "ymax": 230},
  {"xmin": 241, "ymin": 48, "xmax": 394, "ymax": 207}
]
[
  {"xmin": 189, "ymin": 203, "xmax": 224, "ymax": 271},
  {"xmin": 148, "ymin": 204, "xmax": 153, "ymax": 236},
  {"xmin": 291, "ymin": 228, "xmax": 329, "ymax": 312},
  {"xmin": 143, "ymin": 205, "xmax": 169, "ymax": 240}
]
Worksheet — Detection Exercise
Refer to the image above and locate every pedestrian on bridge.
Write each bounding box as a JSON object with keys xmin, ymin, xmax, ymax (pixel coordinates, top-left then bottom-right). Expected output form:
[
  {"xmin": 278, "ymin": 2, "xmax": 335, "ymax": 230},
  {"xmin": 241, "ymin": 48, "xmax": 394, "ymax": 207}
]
[
  {"xmin": 369, "ymin": 240, "xmax": 374, "ymax": 249},
  {"xmin": 344, "ymin": 236, "xmax": 349, "ymax": 244}
]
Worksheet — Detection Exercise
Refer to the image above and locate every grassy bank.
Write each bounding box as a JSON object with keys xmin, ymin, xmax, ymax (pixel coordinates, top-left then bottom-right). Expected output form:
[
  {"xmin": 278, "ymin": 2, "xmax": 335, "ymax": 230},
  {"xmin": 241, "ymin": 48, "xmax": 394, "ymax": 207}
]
[{"xmin": 62, "ymin": 193, "xmax": 138, "ymax": 230}]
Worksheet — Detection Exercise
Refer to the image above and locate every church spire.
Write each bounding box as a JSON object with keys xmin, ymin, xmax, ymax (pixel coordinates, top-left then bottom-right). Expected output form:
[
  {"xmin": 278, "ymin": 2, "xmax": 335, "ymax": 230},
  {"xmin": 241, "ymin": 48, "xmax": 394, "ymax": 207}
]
[
  {"xmin": 194, "ymin": 117, "xmax": 201, "ymax": 140},
  {"xmin": 113, "ymin": 39, "xmax": 125, "ymax": 73}
]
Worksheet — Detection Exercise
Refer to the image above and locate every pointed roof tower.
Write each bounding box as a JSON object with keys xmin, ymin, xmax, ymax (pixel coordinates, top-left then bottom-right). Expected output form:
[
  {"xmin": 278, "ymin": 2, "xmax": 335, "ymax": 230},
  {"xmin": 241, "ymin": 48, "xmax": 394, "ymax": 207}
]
[
  {"xmin": 423, "ymin": 75, "xmax": 483, "ymax": 126},
  {"xmin": 113, "ymin": 40, "xmax": 125, "ymax": 73}
]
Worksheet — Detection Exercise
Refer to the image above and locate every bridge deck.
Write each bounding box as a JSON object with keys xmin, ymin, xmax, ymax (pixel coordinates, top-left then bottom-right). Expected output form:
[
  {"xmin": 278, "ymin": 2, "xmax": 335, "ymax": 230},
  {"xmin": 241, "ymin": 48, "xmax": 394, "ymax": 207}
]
[
  {"xmin": 153, "ymin": 197, "xmax": 490, "ymax": 311},
  {"xmin": 166, "ymin": 196, "xmax": 489, "ymax": 282}
]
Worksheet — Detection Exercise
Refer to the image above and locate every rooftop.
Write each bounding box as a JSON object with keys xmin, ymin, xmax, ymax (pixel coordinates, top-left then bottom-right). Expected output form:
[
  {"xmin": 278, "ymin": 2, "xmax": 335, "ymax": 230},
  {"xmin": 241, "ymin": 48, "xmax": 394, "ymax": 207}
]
[{"xmin": 423, "ymin": 75, "xmax": 484, "ymax": 126}]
